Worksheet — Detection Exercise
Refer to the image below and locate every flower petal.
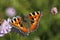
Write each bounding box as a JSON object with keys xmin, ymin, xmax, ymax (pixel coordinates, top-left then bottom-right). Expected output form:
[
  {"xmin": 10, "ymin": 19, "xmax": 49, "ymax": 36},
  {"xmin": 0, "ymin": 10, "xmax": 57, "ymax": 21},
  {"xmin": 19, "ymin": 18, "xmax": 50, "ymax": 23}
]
[
  {"xmin": 0, "ymin": 18, "xmax": 12, "ymax": 37},
  {"xmin": 0, "ymin": 33, "xmax": 4, "ymax": 37}
]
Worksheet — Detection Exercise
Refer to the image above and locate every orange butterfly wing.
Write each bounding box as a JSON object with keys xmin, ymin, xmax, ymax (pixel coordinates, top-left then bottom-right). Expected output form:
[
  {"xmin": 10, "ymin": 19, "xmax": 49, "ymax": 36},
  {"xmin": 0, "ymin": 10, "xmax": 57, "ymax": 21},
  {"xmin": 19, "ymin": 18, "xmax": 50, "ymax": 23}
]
[
  {"xmin": 28, "ymin": 11, "xmax": 41, "ymax": 32},
  {"xmin": 10, "ymin": 17, "xmax": 29, "ymax": 33}
]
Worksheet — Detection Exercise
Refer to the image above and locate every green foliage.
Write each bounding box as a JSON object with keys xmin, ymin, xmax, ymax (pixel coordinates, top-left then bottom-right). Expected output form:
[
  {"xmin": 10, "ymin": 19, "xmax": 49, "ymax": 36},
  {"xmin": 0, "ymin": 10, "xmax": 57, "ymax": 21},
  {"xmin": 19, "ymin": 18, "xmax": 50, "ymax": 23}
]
[{"xmin": 0, "ymin": 0, "xmax": 60, "ymax": 40}]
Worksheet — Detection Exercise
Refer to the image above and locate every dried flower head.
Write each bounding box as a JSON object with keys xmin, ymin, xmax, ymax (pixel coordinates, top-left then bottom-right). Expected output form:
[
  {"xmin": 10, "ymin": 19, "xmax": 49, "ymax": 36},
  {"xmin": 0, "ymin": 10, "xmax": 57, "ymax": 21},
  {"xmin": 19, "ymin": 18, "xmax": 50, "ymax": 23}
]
[
  {"xmin": 51, "ymin": 7, "xmax": 58, "ymax": 15},
  {"xmin": 5, "ymin": 7, "xmax": 16, "ymax": 17}
]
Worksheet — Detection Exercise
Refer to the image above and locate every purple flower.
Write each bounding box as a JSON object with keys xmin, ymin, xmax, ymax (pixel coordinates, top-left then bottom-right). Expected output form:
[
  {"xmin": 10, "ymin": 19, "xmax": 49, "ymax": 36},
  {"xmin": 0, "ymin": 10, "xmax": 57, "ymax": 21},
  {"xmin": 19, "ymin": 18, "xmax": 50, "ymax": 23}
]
[
  {"xmin": 0, "ymin": 18, "xmax": 12, "ymax": 37},
  {"xmin": 51, "ymin": 7, "xmax": 58, "ymax": 15},
  {"xmin": 5, "ymin": 7, "xmax": 16, "ymax": 17}
]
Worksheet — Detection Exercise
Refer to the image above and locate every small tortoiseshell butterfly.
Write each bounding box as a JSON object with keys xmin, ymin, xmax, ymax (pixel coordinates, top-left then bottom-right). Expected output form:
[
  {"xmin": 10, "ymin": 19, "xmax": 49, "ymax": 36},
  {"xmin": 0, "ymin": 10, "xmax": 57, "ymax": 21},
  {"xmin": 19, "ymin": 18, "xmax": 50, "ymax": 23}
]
[{"xmin": 10, "ymin": 11, "xmax": 42, "ymax": 36}]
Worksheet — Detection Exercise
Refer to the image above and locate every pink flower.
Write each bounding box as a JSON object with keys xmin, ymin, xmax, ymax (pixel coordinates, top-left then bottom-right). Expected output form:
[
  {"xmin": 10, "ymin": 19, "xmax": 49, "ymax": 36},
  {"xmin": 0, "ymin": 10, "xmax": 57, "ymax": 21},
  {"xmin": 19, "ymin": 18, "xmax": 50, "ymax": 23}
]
[
  {"xmin": 5, "ymin": 7, "xmax": 16, "ymax": 17},
  {"xmin": 51, "ymin": 7, "xmax": 58, "ymax": 15},
  {"xmin": 0, "ymin": 18, "xmax": 12, "ymax": 37}
]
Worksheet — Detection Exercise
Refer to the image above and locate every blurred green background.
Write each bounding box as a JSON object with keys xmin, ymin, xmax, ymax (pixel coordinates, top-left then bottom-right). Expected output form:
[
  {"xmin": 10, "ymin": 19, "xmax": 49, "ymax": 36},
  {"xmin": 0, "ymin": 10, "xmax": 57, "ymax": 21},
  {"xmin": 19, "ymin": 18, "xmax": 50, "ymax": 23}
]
[{"xmin": 0, "ymin": 0, "xmax": 60, "ymax": 40}]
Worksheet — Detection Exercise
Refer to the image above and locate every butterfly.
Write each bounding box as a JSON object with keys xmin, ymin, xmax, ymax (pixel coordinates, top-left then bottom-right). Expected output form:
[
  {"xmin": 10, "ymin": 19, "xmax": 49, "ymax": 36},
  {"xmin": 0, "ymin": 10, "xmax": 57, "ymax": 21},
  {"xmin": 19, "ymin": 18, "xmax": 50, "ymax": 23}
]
[{"xmin": 10, "ymin": 11, "xmax": 42, "ymax": 35}]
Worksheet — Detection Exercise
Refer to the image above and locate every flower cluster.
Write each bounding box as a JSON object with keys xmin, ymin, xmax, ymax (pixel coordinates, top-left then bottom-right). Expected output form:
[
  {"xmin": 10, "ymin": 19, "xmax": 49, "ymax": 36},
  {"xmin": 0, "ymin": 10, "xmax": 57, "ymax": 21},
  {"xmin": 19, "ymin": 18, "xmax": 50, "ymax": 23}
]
[
  {"xmin": 0, "ymin": 7, "xmax": 16, "ymax": 37},
  {"xmin": 0, "ymin": 18, "xmax": 12, "ymax": 37}
]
